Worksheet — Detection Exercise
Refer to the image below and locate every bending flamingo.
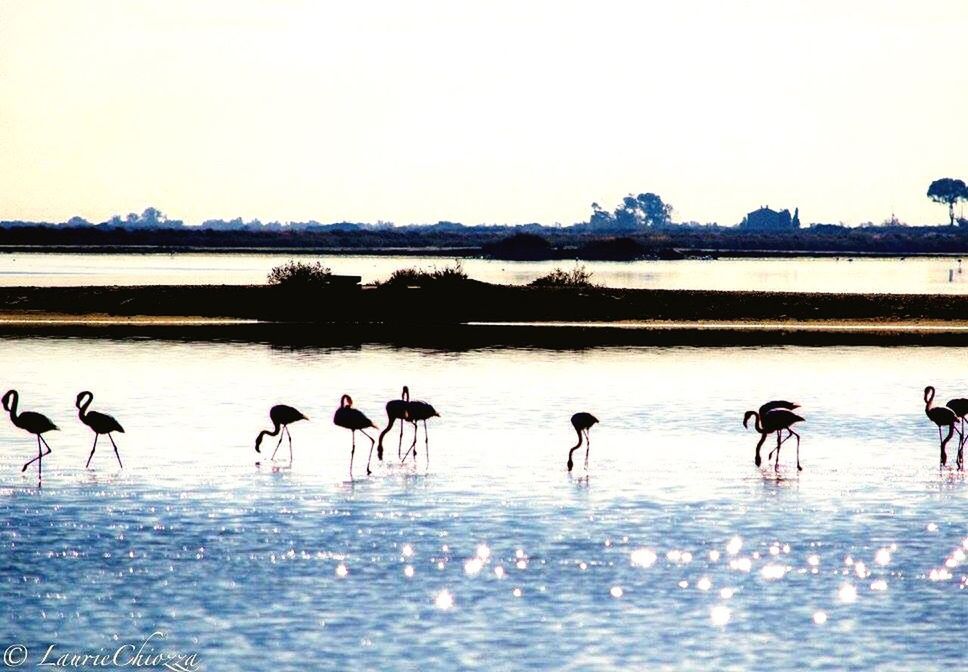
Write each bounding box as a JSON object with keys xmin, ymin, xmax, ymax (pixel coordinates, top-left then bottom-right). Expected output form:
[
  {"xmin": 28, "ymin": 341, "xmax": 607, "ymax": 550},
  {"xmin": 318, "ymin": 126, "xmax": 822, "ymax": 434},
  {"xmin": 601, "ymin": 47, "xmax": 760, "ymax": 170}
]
[
  {"xmin": 400, "ymin": 398, "xmax": 440, "ymax": 466},
  {"xmin": 567, "ymin": 412, "xmax": 599, "ymax": 472},
  {"xmin": 76, "ymin": 391, "xmax": 125, "ymax": 469},
  {"xmin": 377, "ymin": 386, "xmax": 410, "ymax": 461},
  {"xmin": 2, "ymin": 390, "xmax": 58, "ymax": 483},
  {"xmin": 255, "ymin": 404, "xmax": 307, "ymax": 462},
  {"xmin": 924, "ymin": 386, "xmax": 957, "ymax": 469},
  {"xmin": 945, "ymin": 396, "xmax": 968, "ymax": 471},
  {"xmin": 333, "ymin": 394, "xmax": 377, "ymax": 476},
  {"xmin": 743, "ymin": 407, "xmax": 804, "ymax": 472},
  {"xmin": 757, "ymin": 400, "xmax": 800, "ymax": 461}
]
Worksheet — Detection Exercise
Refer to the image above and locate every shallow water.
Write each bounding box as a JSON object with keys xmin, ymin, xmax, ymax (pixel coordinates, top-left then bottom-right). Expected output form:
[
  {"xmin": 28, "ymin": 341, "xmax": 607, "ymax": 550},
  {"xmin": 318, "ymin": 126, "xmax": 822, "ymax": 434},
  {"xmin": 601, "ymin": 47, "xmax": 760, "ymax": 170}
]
[
  {"xmin": 0, "ymin": 338, "xmax": 965, "ymax": 670},
  {"xmin": 2, "ymin": 252, "xmax": 968, "ymax": 294}
]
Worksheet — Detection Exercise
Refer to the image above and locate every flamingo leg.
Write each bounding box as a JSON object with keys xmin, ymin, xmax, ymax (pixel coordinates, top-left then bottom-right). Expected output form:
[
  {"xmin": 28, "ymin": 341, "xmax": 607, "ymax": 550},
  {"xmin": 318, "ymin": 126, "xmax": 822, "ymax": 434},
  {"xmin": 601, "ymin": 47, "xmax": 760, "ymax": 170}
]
[
  {"xmin": 86, "ymin": 433, "xmax": 99, "ymax": 469},
  {"xmin": 958, "ymin": 418, "xmax": 966, "ymax": 471},
  {"xmin": 22, "ymin": 436, "xmax": 52, "ymax": 472},
  {"xmin": 271, "ymin": 428, "xmax": 285, "ymax": 461},
  {"xmin": 584, "ymin": 429, "xmax": 591, "ymax": 470},
  {"xmin": 754, "ymin": 432, "xmax": 768, "ymax": 467},
  {"xmin": 287, "ymin": 426, "xmax": 293, "ymax": 462},
  {"xmin": 790, "ymin": 429, "xmax": 802, "ymax": 471},
  {"xmin": 350, "ymin": 430, "xmax": 356, "ymax": 478},
  {"xmin": 397, "ymin": 419, "xmax": 404, "ymax": 460},
  {"xmin": 768, "ymin": 430, "xmax": 792, "ymax": 460},
  {"xmin": 363, "ymin": 430, "xmax": 376, "ymax": 475},
  {"xmin": 423, "ymin": 420, "xmax": 430, "ymax": 468},
  {"xmin": 108, "ymin": 433, "xmax": 123, "ymax": 469},
  {"xmin": 401, "ymin": 423, "xmax": 419, "ymax": 463},
  {"xmin": 774, "ymin": 432, "xmax": 782, "ymax": 472},
  {"xmin": 941, "ymin": 424, "xmax": 953, "ymax": 468}
]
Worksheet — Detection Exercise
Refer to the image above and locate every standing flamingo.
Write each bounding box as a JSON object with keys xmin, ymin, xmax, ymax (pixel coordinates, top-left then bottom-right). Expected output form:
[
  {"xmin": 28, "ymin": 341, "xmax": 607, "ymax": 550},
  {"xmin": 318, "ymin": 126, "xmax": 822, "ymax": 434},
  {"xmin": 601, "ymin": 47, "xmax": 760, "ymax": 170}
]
[
  {"xmin": 567, "ymin": 412, "xmax": 599, "ymax": 472},
  {"xmin": 76, "ymin": 391, "xmax": 125, "ymax": 469},
  {"xmin": 255, "ymin": 404, "xmax": 307, "ymax": 462},
  {"xmin": 333, "ymin": 394, "xmax": 377, "ymax": 476},
  {"xmin": 757, "ymin": 400, "xmax": 800, "ymax": 461},
  {"xmin": 400, "ymin": 398, "xmax": 440, "ymax": 466},
  {"xmin": 945, "ymin": 396, "xmax": 968, "ymax": 471},
  {"xmin": 377, "ymin": 386, "xmax": 410, "ymax": 461},
  {"xmin": 924, "ymin": 386, "xmax": 958, "ymax": 468},
  {"xmin": 2, "ymin": 390, "xmax": 58, "ymax": 483},
  {"xmin": 743, "ymin": 407, "xmax": 804, "ymax": 472}
]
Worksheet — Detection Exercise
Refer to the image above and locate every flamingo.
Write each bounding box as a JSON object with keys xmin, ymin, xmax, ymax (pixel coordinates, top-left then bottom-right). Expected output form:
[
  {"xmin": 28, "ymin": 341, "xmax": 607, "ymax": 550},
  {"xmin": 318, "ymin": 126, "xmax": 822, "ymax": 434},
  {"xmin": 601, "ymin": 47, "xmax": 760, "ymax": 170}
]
[
  {"xmin": 333, "ymin": 394, "xmax": 377, "ymax": 476},
  {"xmin": 255, "ymin": 404, "xmax": 307, "ymax": 462},
  {"xmin": 945, "ymin": 396, "xmax": 968, "ymax": 471},
  {"xmin": 743, "ymin": 407, "xmax": 804, "ymax": 472},
  {"xmin": 924, "ymin": 386, "xmax": 958, "ymax": 468},
  {"xmin": 76, "ymin": 391, "xmax": 125, "ymax": 469},
  {"xmin": 567, "ymin": 412, "xmax": 599, "ymax": 472},
  {"xmin": 377, "ymin": 386, "xmax": 410, "ymax": 461},
  {"xmin": 400, "ymin": 398, "xmax": 440, "ymax": 465},
  {"xmin": 756, "ymin": 400, "xmax": 800, "ymax": 461},
  {"xmin": 2, "ymin": 390, "xmax": 58, "ymax": 483}
]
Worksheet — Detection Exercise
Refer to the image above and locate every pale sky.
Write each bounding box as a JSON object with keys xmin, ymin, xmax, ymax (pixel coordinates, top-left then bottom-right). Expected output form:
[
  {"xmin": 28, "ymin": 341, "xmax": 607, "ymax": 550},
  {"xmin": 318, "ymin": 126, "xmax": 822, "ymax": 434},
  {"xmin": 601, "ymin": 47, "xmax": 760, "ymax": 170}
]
[{"xmin": 1, "ymin": 0, "xmax": 966, "ymax": 226}]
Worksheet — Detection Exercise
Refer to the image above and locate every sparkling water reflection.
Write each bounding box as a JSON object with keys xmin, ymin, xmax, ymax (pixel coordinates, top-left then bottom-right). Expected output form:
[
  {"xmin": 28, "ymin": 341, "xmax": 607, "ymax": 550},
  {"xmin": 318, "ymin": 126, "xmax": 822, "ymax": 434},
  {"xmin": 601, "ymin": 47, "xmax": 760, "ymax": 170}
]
[{"xmin": 0, "ymin": 338, "xmax": 965, "ymax": 670}]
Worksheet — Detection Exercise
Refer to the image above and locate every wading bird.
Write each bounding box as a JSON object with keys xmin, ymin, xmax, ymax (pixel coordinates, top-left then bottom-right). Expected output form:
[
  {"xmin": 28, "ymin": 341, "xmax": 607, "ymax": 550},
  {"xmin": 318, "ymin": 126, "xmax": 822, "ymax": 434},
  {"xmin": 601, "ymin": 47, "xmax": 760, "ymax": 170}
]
[
  {"xmin": 76, "ymin": 391, "xmax": 125, "ymax": 469},
  {"xmin": 757, "ymin": 400, "xmax": 800, "ymax": 461},
  {"xmin": 923, "ymin": 386, "xmax": 958, "ymax": 469},
  {"xmin": 945, "ymin": 395, "xmax": 968, "ymax": 470},
  {"xmin": 743, "ymin": 407, "xmax": 804, "ymax": 472},
  {"xmin": 377, "ymin": 386, "xmax": 410, "ymax": 461},
  {"xmin": 2, "ymin": 390, "xmax": 58, "ymax": 483},
  {"xmin": 255, "ymin": 404, "xmax": 307, "ymax": 462},
  {"xmin": 567, "ymin": 412, "xmax": 599, "ymax": 472},
  {"xmin": 333, "ymin": 394, "xmax": 377, "ymax": 476},
  {"xmin": 400, "ymin": 398, "xmax": 440, "ymax": 466}
]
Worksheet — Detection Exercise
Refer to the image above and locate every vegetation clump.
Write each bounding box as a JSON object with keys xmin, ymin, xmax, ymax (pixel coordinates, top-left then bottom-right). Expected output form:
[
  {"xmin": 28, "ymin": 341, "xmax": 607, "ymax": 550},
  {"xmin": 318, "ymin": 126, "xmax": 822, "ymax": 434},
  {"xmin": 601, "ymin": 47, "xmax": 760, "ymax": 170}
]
[
  {"xmin": 529, "ymin": 265, "xmax": 596, "ymax": 289},
  {"xmin": 267, "ymin": 260, "xmax": 332, "ymax": 288},
  {"xmin": 482, "ymin": 232, "xmax": 555, "ymax": 260},
  {"xmin": 380, "ymin": 261, "xmax": 469, "ymax": 287}
]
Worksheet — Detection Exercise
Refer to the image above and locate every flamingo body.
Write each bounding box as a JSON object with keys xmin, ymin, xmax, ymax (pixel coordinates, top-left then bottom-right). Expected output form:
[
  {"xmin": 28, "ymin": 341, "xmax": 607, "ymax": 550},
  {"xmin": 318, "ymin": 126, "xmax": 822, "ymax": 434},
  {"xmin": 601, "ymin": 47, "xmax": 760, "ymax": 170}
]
[
  {"xmin": 76, "ymin": 391, "xmax": 125, "ymax": 469},
  {"xmin": 255, "ymin": 404, "xmax": 307, "ymax": 460},
  {"xmin": 924, "ymin": 386, "xmax": 958, "ymax": 468},
  {"xmin": 567, "ymin": 412, "xmax": 599, "ymax": 472},
  {"xmin": 743, "ymin": 407, "xmax": 804, "ymax": 472},
  {"xmin": 334, "ymin": 395, "xmax": 377, "ymax": 476},
  {"xmin": 3, "ymin": 390, "xmax": 58, "ymax": 483}
]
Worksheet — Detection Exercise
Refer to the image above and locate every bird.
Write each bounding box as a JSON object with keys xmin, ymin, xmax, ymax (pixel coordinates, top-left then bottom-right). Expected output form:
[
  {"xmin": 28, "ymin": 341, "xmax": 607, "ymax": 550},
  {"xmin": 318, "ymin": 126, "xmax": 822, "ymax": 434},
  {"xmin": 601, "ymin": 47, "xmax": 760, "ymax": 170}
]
[
  {"xmin": 567, "ymin": 412, "xmax": 599, "ymax": 472},
  {"xmin": 944, "ymin": 396, "xmax": 968, "ymax": 471},
  {"xmin": 743, "ymin": 407, "xmax": 804, "ymax": 472},
  {"xmin": 255, "ymin": 404, "xmax": 307, "ymax": 462},
  {"xmin": 924, "ymin": 386, "xmax": 958, "ymax": 469},
  {"xmin": 756, "ymin": 400, "xmax": 800, "ymax": 461},
  {"xmin": 2, "ymin": 390, "xmax": 58, "ymax": 483},
  {"xmin": 333, "ymin": 394, "xmax": 377, "ymax": 476},
  {"xmin": 400, "ymin": 398, "xmax": 440, "ymax": 466},
  {"xmin": 377, "ymin": 386, "xmax": 411, "ymax": 461},
  {"xmin": 76, "ymin": 391, "xmax": 125, "ymax": 469}
]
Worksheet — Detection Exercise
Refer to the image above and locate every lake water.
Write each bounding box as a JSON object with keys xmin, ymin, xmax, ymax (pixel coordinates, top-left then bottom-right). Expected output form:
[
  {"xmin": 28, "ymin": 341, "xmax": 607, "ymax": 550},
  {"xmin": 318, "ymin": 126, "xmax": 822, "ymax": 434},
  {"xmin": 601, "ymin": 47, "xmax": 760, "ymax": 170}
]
[
  {"xmin": 1, "ymin": 252, "xmax": 967, "ymax": 293},
  {"xmin": 0, "ymin": 337, "xmax": 965, "ymax": 670}
]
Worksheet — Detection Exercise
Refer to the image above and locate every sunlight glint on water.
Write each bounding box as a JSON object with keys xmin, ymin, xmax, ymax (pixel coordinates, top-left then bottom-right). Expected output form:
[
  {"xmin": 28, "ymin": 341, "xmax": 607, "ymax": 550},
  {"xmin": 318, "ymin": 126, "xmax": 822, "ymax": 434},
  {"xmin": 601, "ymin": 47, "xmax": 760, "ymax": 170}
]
[{"xmin": 0, "ymin": 338, "xmax": 965, "ymax": 670}]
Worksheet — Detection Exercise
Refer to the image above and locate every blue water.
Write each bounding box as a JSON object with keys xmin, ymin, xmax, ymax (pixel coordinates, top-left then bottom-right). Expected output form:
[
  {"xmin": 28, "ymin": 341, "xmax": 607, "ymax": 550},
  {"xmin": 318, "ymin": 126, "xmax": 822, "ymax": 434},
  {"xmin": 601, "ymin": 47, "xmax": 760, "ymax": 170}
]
[{"xmin": 0, "ymin": 338, "xmax": 965, "ymax": 670}]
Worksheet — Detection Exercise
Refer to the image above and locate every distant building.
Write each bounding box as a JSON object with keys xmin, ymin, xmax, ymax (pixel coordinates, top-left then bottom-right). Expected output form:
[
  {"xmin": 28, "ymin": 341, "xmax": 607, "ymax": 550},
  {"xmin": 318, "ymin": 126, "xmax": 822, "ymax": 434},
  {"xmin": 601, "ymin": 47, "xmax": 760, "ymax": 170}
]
[{"xmin": 740, "ymin": 206, "xmax": 800, "ymax": 230}]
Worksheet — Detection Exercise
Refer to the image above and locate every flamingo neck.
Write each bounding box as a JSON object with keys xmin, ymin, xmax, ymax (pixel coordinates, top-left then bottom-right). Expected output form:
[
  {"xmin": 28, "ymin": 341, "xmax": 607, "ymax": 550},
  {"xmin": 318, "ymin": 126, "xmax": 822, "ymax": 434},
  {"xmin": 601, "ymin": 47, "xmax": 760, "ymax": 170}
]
[
  {"xmin": 752, "ymin": 411, "xmax": 764, "ymax": 433},
  {"xmin": 3, "ymin": 391, "xmax": 17, "ymax": 421},
  {"xmin": 77, "ymin": 394, "xmax": 92, "ymax": 419},
  {"xmin": 341, "ymin": 394, "xmax": 352, "ymax": 408}
]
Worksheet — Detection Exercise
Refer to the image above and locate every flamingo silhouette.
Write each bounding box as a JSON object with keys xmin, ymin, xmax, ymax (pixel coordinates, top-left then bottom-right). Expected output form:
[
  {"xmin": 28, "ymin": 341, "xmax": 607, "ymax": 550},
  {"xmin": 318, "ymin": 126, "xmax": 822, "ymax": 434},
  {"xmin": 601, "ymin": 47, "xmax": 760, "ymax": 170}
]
[
  {"xmin": 377, "ymin": 386, "xmax": 410, "ymax": 461},
  {"xmin": 567, "ymin": 412, "xmax": 599, "ymax": 472},
  {"xmin": 76, "ymin": 391, "xmax": 125, "ymax": 469},
  {"xmin": 924, "ymin": 386, "xmax": 958, "ymax": 468},
  {"xmin": 743, "ymin": 407, "xmax": 804, "ymax": 472},
  {"xmin": 945, "ymin": 396, "xmax": 968, "ymax": 471},
  {"xmin": 333, "ymin": 394, "xmax": 377, "ymax": 476},
  {"xmin": 255, "ymin": 404, "xmax": 307, "ymax": 462},
  {"xmin": 756, "ymin": 400, "xmax": 800, "ymax": 461},
  {"xmin": 2, "ymin": 390, "xmax": 58, "ymax": 483},
  {"xmin": 400, "ymin": 398, "xmax": 440, "ymax": 466}
]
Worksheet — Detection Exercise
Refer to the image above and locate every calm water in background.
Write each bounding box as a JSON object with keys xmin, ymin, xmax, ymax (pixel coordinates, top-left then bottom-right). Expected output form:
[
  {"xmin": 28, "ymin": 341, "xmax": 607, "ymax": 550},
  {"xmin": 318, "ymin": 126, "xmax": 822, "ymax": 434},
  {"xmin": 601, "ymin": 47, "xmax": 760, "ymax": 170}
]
[
  {"xmin": 0, "ymin": 337, "xmax": 965, "ymax": 670},
  {"xmin": 1, "ymin": 252, "xmax": 967, "ymax": 293}
]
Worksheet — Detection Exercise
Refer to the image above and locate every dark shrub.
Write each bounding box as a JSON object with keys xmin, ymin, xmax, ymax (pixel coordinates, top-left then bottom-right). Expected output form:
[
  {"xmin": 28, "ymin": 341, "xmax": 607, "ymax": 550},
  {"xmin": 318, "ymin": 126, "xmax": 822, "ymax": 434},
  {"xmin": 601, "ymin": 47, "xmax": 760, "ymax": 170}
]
[
  {"xmin": 267, "ymin": 260, "xmax": 332, "ymax": 288},
  {"xmin": 529, "ymin": 265, "xmax": 596, "ymax": 288},
  {"xmin": 483, "ymin": 233, "xmax": 554, "ymax": 260}
]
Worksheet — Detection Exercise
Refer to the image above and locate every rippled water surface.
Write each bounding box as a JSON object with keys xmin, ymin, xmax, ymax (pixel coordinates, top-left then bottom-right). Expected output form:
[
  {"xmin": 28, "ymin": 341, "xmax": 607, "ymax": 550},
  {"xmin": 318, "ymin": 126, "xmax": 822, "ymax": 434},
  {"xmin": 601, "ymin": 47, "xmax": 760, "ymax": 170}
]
[
  {"xmin": 2, "ymin": 252, "xmax": 968, "ymax": 293},
  {"xmin": 0, "ymin": 338, "xmax": 965, "ymax": 670}
]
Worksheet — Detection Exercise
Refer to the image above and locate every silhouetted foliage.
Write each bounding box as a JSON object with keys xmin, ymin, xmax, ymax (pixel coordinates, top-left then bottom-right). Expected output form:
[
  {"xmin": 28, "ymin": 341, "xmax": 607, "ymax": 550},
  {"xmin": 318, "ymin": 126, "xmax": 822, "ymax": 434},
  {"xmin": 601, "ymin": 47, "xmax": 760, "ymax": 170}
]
[
  {"xmin": 529, "ymin": 266, "xmax": 596, "ymax": 288},
  {"xmin": 577, "ymin": 237, "xmax": 648, "ymax": 260},
  {"xmin": 267, "ymin": 260, "xmax": 332, "ymax": 288},
  {"xmin": 380, "ymin": 261, "xmax": 468, "ymax": 287},
  {"xmin": 927, "ymin": 178, "xmax": 968, "ymax": 226},
  {"xmin": 482, "ymin": 233, "xmax": 554, "ymax": 260},
  {"xmin": 587, "ymin": 193, "xmax": 673, "ymax": 231}
]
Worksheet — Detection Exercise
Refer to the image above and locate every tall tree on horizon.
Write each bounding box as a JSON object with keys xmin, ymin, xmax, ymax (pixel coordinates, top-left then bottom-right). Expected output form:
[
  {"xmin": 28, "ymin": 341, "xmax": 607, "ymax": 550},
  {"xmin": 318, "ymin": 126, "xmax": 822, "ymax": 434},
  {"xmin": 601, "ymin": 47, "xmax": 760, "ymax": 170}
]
[{"xmin": 927, "ymin": 178, "xmax": 968, "ymax": 225}]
